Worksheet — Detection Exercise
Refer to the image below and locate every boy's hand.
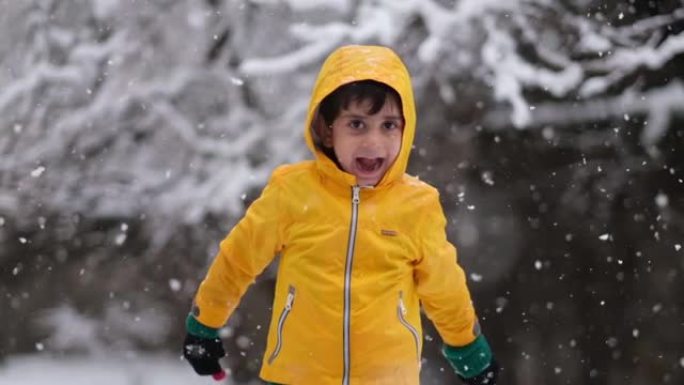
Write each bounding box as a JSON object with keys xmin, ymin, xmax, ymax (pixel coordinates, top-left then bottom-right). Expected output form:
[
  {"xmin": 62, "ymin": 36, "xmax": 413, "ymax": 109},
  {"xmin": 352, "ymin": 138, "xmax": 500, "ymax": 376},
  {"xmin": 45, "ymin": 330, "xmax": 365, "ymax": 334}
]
[
  {"xmin": 182, "ymin": 313, "xmax": 226, "ymax": 376},
  {"xmin": 442, "ymin": 334, "xmax": 499, "ymax": 385},
  {"xmin": 182, "ymin": 332, "xmax": 226, "ymax": 376},
  {"xmin": 458, "ymin": 359, "xmax": 499, "ymax": 385}
]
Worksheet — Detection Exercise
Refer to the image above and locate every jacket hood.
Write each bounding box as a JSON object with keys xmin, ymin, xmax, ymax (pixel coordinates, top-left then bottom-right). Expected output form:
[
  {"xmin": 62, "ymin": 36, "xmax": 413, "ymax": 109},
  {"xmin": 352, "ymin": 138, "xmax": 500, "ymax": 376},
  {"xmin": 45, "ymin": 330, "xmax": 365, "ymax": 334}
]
[{"xmin": 304, "ymin": 45, "xmax": 416, "ymax": 188}]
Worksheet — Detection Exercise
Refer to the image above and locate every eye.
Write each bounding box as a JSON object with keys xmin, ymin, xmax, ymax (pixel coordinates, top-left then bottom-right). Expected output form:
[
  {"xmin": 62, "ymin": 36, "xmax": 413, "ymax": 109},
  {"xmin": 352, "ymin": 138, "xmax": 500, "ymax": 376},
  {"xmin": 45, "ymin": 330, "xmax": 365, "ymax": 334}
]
[
  {"xmin": 383, "ymin": 121, "xmax": 401, "ymax": 131},
  {"xmin": 349, "ymin": 119, "xmax": 364, "ymax": 130}
]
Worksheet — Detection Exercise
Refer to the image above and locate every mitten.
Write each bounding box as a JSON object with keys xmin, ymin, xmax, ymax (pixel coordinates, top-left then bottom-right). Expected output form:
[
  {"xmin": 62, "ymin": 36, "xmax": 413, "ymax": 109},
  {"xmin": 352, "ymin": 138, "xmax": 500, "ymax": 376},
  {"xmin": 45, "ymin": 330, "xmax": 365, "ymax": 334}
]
[
  {"xmin": 182, "ymin": 314, "xmax": 226, "ymax": 376},
  {"xmin": 457, "ymin": 359, "xmax": 499, "ymax": 385},
  {"xmin": 442, "ymin": 334, "xmax": 499, "ymax": 385}
]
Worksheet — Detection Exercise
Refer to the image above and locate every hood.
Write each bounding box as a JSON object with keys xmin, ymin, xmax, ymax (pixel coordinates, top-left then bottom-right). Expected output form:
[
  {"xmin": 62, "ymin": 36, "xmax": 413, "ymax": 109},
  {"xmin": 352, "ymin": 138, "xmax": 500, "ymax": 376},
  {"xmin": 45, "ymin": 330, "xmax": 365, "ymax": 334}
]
[{"xmin": 304, "ymin": 45, "xmax": 416, "ymax": 188}]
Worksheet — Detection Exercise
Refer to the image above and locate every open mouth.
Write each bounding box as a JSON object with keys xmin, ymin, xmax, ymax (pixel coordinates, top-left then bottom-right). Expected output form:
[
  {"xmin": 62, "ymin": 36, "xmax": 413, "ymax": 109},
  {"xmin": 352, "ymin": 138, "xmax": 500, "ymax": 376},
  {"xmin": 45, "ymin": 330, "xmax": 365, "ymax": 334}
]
[{"xmin": 355, "ymin": 157, "xmax": 384, "ymax": 173}]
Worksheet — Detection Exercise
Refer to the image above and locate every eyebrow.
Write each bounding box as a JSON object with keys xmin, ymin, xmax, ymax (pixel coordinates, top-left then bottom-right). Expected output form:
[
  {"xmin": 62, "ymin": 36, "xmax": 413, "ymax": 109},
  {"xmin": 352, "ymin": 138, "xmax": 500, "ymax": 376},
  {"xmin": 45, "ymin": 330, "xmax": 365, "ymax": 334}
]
[{"xmin": 339, "ymin": 113, "xmax": 404, "ymax": 120}]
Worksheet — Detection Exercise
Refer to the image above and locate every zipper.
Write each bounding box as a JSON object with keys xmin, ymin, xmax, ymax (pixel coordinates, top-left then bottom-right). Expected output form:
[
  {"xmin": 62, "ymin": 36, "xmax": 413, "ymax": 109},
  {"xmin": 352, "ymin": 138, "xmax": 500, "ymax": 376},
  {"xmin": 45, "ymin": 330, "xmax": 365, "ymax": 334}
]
[
  {"xmin": 397, "ymin": 291, "xmax": 421, "ymax": 366},
  {"xmin": 267, "ymin": 285, "xmax": 296, "ymax": 365},
  {"xmin": 342, "ymin": 185, "xmax": 361, "ymax": 385}
]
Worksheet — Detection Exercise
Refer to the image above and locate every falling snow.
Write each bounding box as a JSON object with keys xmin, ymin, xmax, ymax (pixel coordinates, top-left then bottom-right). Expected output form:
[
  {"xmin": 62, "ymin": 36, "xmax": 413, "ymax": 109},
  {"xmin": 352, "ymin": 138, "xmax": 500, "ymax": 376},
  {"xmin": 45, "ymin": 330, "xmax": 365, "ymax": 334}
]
[
  {"xmin": 230, "ymin": 77, "xmax": 245, "ymax": 86},
  {"xmin": 30, "ymin": 166, "xmax": 46, "ymax": 178},
  {"xmin": 168, "ymin": 279, "xmax": 182, "ymax": 292},
  {"xmin": 114, "ymin": 234, "xmax": 127, "ymax": 246},
  {"xmin": 481, "ymin": 171, "xmax": 495, "ymax": 186},
  {"xmin": 0, "ymin": 1, "xmax": 682, "ymax": 384},
  {"xmin": 655, "ymin": 193, "xmax": 669, "ymax": 208}
]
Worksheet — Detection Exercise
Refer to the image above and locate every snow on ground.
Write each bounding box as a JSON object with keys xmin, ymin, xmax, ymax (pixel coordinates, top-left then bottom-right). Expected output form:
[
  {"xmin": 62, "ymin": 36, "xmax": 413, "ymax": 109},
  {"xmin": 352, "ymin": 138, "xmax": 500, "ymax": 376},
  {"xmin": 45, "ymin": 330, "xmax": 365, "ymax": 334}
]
[{"xmin": 0, "ymin": 354, "xmax": 232, "ymax": 385}]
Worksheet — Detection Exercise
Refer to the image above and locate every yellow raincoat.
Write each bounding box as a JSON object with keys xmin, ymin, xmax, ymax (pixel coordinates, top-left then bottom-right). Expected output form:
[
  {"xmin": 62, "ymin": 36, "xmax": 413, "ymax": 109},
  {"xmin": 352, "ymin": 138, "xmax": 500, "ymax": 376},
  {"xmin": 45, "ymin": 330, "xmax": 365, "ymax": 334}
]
[{"xmin": 192, "ymin": 45, "xmax": 479, "ymax": 384}]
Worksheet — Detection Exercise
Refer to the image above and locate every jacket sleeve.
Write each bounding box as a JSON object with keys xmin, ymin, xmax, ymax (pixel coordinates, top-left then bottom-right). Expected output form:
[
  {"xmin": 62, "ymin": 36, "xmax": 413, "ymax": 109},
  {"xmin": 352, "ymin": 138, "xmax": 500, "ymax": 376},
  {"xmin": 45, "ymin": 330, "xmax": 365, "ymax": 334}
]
[
  {"xmin": 413, "ymin": 189, "xmax": 479, "ymax": 347},
  {"xmin": 192, "ymin": 170, "xmax": 287, "ymax": 329}
]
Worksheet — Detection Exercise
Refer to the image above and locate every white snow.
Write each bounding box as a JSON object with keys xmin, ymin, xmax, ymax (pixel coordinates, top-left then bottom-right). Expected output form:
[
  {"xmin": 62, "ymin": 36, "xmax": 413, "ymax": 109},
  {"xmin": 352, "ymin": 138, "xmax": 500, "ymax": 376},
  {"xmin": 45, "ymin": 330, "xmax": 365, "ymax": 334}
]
[
  {"xmin": 92, "ymin": 0, "xmax": 120, "ymax": 19},
  {"xmin": 229, "ymin": 77, "xmax": 244, "ymax": 86},
  {"xmin": 655, "ymin": 193, "xmax": 669, "ymax": 208},
  {"xmin": 285, "ymin": 0, "xmax": 350, "ymax": 12},
  {"xmin": 481, "ymin": 171, "xmax": 495, "ymax": 186},
  {"xmin": 0, "ymin": 3, "xmax": 681, "ymax": 384},
  {"xmin": 241, "ymin": 39, "xmax": 343, "ymax": 76},
  {"xmin": 37, "ymin": 306, "xmax": 99, "ymax": 353},
  {"xmin": 169, "ymin": 278, "xmax": 182, "ymax": 292},
  {"xmin": 0, "ymin": 354, "xmax": 222, "ymax": 385},
  {"xmin": 30, "ymin": 166, "xmax": 46, "ymax": 178},
  {"xmin": 603, "ymin": 33, "xmax": 684, "ymax": 72},
  {"xmin": 457, "ymin": 192, "xmax": 466, "ymax": 202},
  {"xmin": 481, "ymin": 15, "xmax": 584, "ymax": 127},
  {"xmin": 577, "ymin": 27, "xmax": 612, "ymax": 52},
  {"xmin": 115, "ymin": 233, "xmax": 127, "ymax": 245}
]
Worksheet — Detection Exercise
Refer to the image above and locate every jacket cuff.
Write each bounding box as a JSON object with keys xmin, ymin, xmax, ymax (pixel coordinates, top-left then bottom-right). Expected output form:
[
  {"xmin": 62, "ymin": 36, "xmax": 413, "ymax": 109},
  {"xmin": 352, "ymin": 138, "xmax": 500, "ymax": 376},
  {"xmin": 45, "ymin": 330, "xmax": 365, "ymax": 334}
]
[
  {"xmin": 442, "ymin": 334, "xmax": 493, "ymax": 379},
  {"xmin": 185, "ymin": 313, "xmax": 219, "ymax": 339}
]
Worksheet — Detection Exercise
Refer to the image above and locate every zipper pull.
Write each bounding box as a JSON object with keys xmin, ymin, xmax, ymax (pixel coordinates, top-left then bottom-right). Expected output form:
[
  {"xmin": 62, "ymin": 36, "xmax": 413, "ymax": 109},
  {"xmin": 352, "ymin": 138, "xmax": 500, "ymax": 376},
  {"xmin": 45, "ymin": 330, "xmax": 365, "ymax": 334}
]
[
  {"xmin": 399, "ymin": 292, "xmax": 407, "ymax": 315},
  {"xmin": 352, "ymin": 186, "xmax": 360, "ymax": 204},
  {"xmin": 285, "ymin": 286, "xmax": 295, "ymax": 310}
]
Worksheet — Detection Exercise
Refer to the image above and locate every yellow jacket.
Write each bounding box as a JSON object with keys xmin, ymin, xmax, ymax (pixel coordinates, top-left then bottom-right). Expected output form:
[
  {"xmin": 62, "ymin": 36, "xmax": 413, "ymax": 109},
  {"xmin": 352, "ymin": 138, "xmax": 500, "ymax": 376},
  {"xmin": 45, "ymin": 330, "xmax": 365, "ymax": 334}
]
[{"xmin": 193, "ymin": 45, "xmax": 478, "ymax": 385}]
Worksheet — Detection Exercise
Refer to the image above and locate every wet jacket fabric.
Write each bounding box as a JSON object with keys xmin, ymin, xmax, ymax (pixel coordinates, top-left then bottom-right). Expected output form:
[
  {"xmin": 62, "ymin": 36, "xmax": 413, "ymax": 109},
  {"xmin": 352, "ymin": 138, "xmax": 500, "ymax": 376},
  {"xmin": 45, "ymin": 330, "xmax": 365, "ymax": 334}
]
[{"xmin": 192, "ymin": 45, "xmax": 479, "ymax": 385}]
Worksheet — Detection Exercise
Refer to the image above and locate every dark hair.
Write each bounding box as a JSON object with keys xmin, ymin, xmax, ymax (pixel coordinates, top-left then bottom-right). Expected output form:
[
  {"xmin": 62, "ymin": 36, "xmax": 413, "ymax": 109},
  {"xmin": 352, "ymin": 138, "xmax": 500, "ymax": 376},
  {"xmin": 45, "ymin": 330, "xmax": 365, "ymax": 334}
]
[{"xmin": 318, "ymin": 80, "xmax": 403, "ymax": 126}]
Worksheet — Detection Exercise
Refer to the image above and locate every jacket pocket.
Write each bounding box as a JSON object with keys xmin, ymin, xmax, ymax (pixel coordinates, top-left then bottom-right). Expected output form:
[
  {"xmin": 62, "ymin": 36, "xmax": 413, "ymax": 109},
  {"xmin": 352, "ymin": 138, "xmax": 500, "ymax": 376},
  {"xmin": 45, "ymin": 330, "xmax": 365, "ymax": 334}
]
[
  {"xmin": 397, "ymin": 291, "xmax": 421, "ymax": 364},
  {"xmin": 268, "ymin": 285, "xmax": 296, "ymax": 365}
]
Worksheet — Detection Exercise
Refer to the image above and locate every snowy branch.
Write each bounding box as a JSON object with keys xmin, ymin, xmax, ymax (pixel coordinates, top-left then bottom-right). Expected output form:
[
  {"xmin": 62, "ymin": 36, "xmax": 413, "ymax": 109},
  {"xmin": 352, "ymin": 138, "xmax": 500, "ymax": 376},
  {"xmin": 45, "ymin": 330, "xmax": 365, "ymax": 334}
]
[{"xmin": 483, "ymin": 80, "xmax": 684, "ymax": 146}]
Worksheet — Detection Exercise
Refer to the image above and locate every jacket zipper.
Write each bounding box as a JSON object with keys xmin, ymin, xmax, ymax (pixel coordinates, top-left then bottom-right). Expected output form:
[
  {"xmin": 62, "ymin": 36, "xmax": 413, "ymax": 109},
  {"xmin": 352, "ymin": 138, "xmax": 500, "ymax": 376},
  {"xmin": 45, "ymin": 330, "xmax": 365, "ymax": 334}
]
[
  {"xmin": 267, "ymin": 285, "xmax": 296, "ymax": 365},
  {"xmin": 397, "ymin": 291, "xmax": 421, "ymax": 366},
  {"xmin": 342, "ymin": 185, "xmax": 361, "ymax": 385}
]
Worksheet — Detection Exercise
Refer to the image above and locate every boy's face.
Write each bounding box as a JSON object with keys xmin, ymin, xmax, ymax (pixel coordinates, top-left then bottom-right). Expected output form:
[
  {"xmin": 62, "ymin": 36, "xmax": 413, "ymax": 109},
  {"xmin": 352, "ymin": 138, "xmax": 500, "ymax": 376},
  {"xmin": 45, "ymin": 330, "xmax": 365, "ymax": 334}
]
[{"xmin": 322, "ymin": 98, "xmax": 404, "ymax": 186}]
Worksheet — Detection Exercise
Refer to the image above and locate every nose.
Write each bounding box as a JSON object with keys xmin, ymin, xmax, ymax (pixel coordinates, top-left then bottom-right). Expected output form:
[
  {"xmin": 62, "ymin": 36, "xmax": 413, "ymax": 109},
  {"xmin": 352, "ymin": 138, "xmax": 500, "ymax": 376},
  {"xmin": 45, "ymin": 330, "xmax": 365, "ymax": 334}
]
[{"xmin": 360, "ymin": 127, "xmax": 383, "ymax": 148}]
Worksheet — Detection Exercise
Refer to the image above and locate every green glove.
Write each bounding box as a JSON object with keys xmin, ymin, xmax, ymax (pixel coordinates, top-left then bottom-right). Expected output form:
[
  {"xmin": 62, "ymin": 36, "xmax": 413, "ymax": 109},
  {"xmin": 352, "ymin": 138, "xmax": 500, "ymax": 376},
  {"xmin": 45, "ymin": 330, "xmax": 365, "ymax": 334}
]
[{"xmin": 442, "ymin": 334, "xmax": 499, "ymax": 384}]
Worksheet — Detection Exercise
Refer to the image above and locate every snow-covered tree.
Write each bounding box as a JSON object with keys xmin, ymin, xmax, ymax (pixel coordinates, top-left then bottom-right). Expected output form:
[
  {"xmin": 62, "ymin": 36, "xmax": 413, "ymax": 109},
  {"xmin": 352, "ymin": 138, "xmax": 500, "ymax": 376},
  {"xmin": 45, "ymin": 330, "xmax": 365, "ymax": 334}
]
[{"xmin": 1, "ymin": 1, "xmax": 682, "ymax": 384}]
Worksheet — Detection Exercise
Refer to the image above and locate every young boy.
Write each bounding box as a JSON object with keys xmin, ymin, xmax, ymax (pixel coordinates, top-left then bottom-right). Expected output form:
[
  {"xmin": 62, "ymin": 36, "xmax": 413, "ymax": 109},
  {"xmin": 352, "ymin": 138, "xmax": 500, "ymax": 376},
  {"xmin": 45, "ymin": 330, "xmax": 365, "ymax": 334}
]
[{"xmin": 182, "ymin": 45, "xmax": 499, "ymax": 385}]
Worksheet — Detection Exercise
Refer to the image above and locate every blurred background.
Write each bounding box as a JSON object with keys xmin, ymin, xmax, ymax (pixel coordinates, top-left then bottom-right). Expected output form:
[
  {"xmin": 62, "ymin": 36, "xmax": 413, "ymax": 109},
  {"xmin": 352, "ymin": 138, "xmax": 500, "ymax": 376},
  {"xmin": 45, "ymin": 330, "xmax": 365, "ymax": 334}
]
[{"xmin": 1, "ymin": 0, "xmax": 683, "ymax": 384}]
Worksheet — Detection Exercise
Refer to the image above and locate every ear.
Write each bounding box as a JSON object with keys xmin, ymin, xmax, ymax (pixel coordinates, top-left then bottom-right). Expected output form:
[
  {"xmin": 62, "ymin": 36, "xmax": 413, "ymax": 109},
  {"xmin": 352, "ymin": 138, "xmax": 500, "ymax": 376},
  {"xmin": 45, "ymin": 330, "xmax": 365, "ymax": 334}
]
[
  {"xmin": 321, "ymin": 124, "xmax": 333, "ymax": 148},
  {"xmin": 314, "ymin": 114, "xmax": 333, "ymax": 148}
]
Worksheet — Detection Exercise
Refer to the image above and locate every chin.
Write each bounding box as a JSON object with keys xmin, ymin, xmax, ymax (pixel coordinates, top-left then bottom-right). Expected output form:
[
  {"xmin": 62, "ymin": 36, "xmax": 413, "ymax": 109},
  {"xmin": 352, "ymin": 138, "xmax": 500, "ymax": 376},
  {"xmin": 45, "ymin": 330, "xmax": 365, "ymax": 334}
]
[{"xmin": 357, "ymin": 178, "xmax": 380, "ymax": 186}]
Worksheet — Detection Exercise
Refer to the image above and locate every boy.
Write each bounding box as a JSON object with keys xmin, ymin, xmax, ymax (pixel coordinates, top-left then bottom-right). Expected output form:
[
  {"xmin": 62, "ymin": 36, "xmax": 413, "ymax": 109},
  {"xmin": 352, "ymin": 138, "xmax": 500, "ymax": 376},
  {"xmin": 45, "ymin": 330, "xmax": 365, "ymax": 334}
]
[{"xmin": 182, "ymin": 45, "xmax": 499, "ymax": 385}]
